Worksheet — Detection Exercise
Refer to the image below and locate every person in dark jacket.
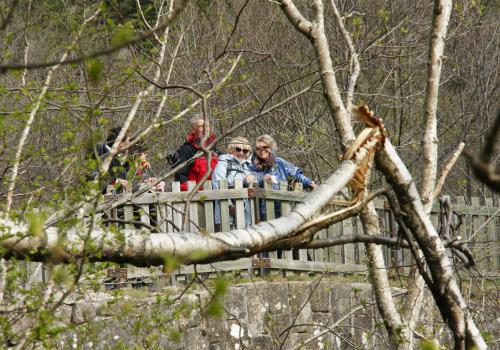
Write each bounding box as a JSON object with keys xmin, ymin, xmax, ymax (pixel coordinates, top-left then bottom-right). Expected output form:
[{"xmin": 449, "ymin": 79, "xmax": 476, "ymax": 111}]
[
  {"xmin": 170, "ymin": 116, "xmax": 219, "ymax": 191},
  {"xmin": 88, "ymin": 127, "xmax": 130, "ymax": 193}
]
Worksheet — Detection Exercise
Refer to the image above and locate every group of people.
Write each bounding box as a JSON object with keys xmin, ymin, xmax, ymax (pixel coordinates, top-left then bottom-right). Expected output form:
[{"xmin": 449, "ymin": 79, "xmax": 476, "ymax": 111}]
[
  {"xmin": 92, "ymin": 116, "xmax": 317, "ymax": 226},
  {"xmin": 169, "ymin": 116, "xmax": 317, "ymax": 227},
  {"xmin": 170, "ymin": 116, "xmax": 316, "ymax": 192}
]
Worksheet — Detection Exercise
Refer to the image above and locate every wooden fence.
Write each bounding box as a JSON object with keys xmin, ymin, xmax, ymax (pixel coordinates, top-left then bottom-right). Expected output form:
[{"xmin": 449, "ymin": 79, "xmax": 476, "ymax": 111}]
[{"xmin": 102, "ymin": 181, "xmax": 499, "ymax": 284}]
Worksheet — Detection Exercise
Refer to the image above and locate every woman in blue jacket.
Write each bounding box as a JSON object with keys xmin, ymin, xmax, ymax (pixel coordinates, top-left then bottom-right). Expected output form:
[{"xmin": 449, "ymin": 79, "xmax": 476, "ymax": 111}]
[
  {"xmin": 212, "ymin": 136, "xmax": 255, "ymax": 228},
  {"xmin": 248, "ymin": 134, "xmax": 317, "ymax": 220}
]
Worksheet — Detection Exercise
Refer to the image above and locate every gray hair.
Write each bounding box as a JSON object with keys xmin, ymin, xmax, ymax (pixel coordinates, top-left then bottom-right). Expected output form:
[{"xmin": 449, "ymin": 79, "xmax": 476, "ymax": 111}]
[
  {"xmin": 227, "ymin": 136, "xmax": 251, "ymax": 153},
  {"xmin": 256, "ymin": 134, "xmax": 277, "ymax": 151},
  {"xmin": 189, "ymin": 115, "xmax": 206, "ymax": 128}
]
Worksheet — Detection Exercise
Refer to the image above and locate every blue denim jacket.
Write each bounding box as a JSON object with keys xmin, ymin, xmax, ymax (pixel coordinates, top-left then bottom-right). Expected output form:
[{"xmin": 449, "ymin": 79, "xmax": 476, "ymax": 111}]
[{"xmin": 248, "ymin": 155, "xmax": 313, "ymax": 190}]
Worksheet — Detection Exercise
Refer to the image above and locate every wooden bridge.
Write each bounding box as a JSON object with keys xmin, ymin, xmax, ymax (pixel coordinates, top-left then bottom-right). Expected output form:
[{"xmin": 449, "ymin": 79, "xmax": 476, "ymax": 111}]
[{"xmin": 101, "ymin": 180, "xmax": 499, "ymax": 287}]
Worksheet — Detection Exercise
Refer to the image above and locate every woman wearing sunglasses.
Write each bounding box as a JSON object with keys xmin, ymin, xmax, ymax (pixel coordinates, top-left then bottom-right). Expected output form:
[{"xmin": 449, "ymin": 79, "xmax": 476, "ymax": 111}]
[
  {"xmin": 249, "ymin": 134, "xmax": 317, "ymax": 192},
  {"xmin": 212, "ymin": 136, "xmax": 255, "ymax": 228}
]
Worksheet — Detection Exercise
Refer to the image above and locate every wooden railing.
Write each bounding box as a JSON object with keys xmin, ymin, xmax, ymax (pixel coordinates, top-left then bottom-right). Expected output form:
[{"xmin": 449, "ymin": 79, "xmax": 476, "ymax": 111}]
[{"xmin": 102, "ymin": 181, "xmax": 499, "ymax": 283}]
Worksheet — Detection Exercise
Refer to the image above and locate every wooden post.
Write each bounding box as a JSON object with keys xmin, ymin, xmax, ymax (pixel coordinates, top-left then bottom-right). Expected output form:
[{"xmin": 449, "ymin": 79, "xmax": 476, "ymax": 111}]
[
  {"xmin": 264, "ymin": 181, "xmax": 277, "ymax": 259},
  {"xmin": 172, "ymin": 181, "xmax": 182, "ymax": 232},
  {"xmin": 203, "ymin": 181, "xmax": 215, "ymax": 233},
  {"xmin": 187, "ymin": 181, "xmax": 199, "ymax": 233},
  {"xmin": 234, "ymin": 179, "xmax": 245, "ymax": 229},
  {"xmin": 280, "ymin": 181, "xmax": 293, "ymax": 261},
  {"xmin": 219, "ymin": 180, "xmax": 230, "ymax": 231}
]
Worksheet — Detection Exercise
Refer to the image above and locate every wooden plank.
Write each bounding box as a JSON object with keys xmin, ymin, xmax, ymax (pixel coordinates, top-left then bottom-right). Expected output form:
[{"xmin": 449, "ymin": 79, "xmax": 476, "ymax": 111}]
[
  {"xmin": 187, "ymin": 181, "xmax": 199, "ymax": 233},
  {"xmin": 203, "ymin": 181, "xmax": 215, "ymax": 233},
  {"xmin": 157, "ymin": 203, "xmax": 167, "ymax": 232},
  {"xmin": 124, "ymin": 204, "xmax": 133, "ymax": 230},
  {"xmin": 471, "ymin": 197, "xmax": 483, "ymax": 270},
  {"xmin": 315, "ymin": 229, "xmax": 327, "ymax": 262},
  {"xmin": 342, "ymin": 216, "xmax": 355, "ymax": 265},
  {"xmin": 355, "ymin": 216, "xmax": 365, "ymax": 265},
  {"xmin": 176, "ymin": 258, "xmax": 366, "ymax": 274},
  {"xmin": 172, "ymin": 182, "xmax": 183, "ymax": 233},
  {"xmin": 234, "ymin": 180, "xmax": 245, "ymax": 229},
  {"xmin": 280, "ymin": 182, "xmax": 293, "ymax": 261},
  {"xmin": 219, "ymin": 180, "xmax": 231, "ymax": 232},
  {"xmin": 129, "ymin": 189, "xmax": 251, "ymax": 203},
  {"xmin": 264, "ymin": 182, "xmax": 277, "ymax": 259},
  {"xmin": 484, "ymin": 197, "xmax": 493, "ymax": 271},
  {"xmin": 329, "ymin": 219, "xmax": 342, "ymax": 264},
  {"xmin": 140, "ymin": 204, "xmax": 150, "ymax": 227}
]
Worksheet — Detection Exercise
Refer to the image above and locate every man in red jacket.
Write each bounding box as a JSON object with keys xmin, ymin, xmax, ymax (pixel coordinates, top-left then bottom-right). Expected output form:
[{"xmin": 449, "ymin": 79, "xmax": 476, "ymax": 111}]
[{"xmin": 170, "ymin": 116, "xmax": 219, "ymax": 191}]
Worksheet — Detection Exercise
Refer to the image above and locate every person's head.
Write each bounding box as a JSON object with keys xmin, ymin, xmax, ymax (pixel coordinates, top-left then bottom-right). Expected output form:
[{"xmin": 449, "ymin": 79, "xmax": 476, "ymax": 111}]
[
  {"xmin": 130, "ymin": 142, "xmax": 148, "ymax": 163},
  {"xmin": 227, "ymin": 136, "xmax": 251, "ymax": 161},
  {"xmin": 190, "ymin": 115, "xmax": 210, "ymax": 140},
  {"xmin": 106, "ymin": 127, "xmax": 129, "ymax": 151},
  {"xmin": 255, "ymin": 134, "xmax": 276, "ymax": 161}
]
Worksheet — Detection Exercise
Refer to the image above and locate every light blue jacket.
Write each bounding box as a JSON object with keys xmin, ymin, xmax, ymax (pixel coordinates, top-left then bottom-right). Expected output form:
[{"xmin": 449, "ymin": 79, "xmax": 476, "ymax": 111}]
[
  {"xmin": 212, "ymin": 154, "xmax": 252, "ymax": 189},
  {"xmin": 212, "ymin": 154, "xmax": 253, "ymax": 226}
]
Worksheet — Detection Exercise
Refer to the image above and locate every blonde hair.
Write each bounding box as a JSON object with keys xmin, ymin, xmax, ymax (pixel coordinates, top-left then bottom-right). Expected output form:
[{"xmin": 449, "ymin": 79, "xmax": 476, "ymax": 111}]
[
  {"xmin": 227, "ymin": 136, "xmax": 251, "ymax": 153},
  {"xmin": 256, "ymin": 134, "xmax": 277, "ymax": 151}
]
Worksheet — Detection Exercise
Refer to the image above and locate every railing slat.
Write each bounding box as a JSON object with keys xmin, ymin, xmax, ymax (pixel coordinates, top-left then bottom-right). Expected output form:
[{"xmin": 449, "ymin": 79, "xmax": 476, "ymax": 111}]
[
  {"xmin": 234, "ymin": 180, "xmax": 245, "ymax": 229},
  {"xmin": 219, "ymin": 180, "xmax": 230, "ymax": 231},
  {"xmin": 140, "ymin": 204, "xmax": 150, "ymax": 227},
  {"xmin": 280, "ymin": 182, "xmax": 293, "ymax": 261},
  {"xmin": 203, "ymin": 181, "xmax": 215, "ymax": 234},
  {"xmin": 264, "ymin": 182, "xmax": 277, "ymax": 259},
  {"xmin": 187, "ymin": 181, "xmax": 199, "ymax": 233},
  {"xmin": 172, "ymin": 182, "xmax": 183, "ymax": 232},
  {"xmin": 124, "ymin": 204, "xmax": 133, "ymax": 230}
]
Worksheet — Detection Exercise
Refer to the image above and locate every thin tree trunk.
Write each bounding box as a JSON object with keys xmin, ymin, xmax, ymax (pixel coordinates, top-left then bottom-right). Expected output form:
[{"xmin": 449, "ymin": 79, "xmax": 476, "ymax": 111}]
[
  {"xmin": 279, "ymin": 2, "xmax": 408, "ymax": 348},
  {"xmin": 404, "ymin": 1, "xmax": 453, "ymax": 345},
  {"xmin": 376, "ymin": 139, "xmax": 486, "ymax": 349}
]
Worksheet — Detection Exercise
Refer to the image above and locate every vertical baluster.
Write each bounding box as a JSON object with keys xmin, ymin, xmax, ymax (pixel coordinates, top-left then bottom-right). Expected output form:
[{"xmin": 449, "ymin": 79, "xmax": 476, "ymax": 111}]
[
  {"xmin": 203, "ymin": 181, "xmax": 215, "ymax": 233},
  {"xmin": 124, "ymin": 204, "xmax": 133, "ymax": 230},
  {"xmin": 187, "ymin": 181, "xmax": 199, "ymax": 233},
  {"xmin": 280, "ymin": 181, "xmax": 293, "ymax": 261},
  {"xmin": 471, "ymin": 197, "xmax": 482, "ymax": 270},
  {"xmin": 172, "ymin": 182, "xmax": 182, "ymax": 232},
  {"xmin": 140, "ymin": 204, "xmax": 150, "ymax": 228},
  {"xmin": 264, "ymin": 181, "xmax": 277, "ymax": 259},
  {"xmin": 219, "ymin": 180, "xmax": 230, "ymax": 231},
  {"xmin": 234, "ymin": 179, "xmax": 245, "ymax": 229}
]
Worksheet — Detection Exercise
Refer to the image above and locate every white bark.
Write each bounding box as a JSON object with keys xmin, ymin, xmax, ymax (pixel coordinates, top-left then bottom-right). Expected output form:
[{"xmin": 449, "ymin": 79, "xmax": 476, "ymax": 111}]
[
  {"xmin": 281, "ymin": 0, "xmax": 355, "ymax": 147},
  {"xmin": 376, "ymin": 139, "xmax": 486, "ymax": 349},
  {"xmin": 405, "ymin": 1, "xmax": 453, "ymax": 344},
  {"xmin": 420, "ymin": 0, "xmax": 453, "ymax": 206},
  {"xmin": 279, "ymin": 2, "xmax": 407, "ymax": 347},
  {"xmin": 1, "ymin": 141, "xmax": 378, "ymax": 266}
]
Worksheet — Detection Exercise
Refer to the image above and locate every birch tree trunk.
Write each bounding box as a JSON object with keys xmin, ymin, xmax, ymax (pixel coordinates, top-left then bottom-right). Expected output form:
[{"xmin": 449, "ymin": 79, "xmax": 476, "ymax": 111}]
[
  {"xmin": 279, "ymin": 1, "xmax": 409, "ymax": 347},
  {"xmin": 403, "ymin": 1, "xmax": 453, "ymax": 346},
  {"xmin": 376, "ymin": 140, "xmax": 486, "ymax": 349}
]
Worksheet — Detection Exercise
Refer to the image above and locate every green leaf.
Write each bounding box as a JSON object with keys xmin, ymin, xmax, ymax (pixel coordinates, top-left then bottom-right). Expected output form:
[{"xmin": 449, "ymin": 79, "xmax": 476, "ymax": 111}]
[
  {"xmin": 111, "ymin": 23, "xmax": 135, "ymax": 48},
  {"xmin": 86, "ymin": 58, "xmax": 103, "ymax": 83}
]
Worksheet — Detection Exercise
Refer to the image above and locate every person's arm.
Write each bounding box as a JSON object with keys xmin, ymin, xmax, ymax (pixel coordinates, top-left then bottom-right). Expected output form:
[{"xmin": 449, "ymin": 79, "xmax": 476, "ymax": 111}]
[
  {"xmin": 280, "ymin": 158, "xmax": 314, "ymax": 188},
  {"xmin": 212, "ymin": 156, "xmax": 228, "ymax": 189},
  {"xmin": 172, "ymin": 144, "xmax": 193, "ymax": 190}
]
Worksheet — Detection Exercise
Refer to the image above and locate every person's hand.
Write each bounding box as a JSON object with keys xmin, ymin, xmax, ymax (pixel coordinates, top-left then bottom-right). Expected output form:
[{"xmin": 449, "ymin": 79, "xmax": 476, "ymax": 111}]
[
  {"xmin": 245, "ymin": 174, "xmax": 255, "ymax": 184},
  {"xmin": 309, "ymin": 181, "xmax": 317, "ymax": 190},
  {"xmin": 263, "ymin": 175, "xmax": 272, "ymax": 183},
  {"xmin": 144, "ymin": 177, "xmax": 157, "ymax": 185},
  {"xmin": 152, "ymin": 181, "xmax": 166, "ymax": 192}
]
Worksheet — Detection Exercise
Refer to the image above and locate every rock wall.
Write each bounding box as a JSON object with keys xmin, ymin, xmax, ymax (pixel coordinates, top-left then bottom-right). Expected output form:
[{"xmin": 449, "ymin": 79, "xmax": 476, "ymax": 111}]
[{"xmin": 67, "ymin": 279, "xmax": 439, "ymax": 349}]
